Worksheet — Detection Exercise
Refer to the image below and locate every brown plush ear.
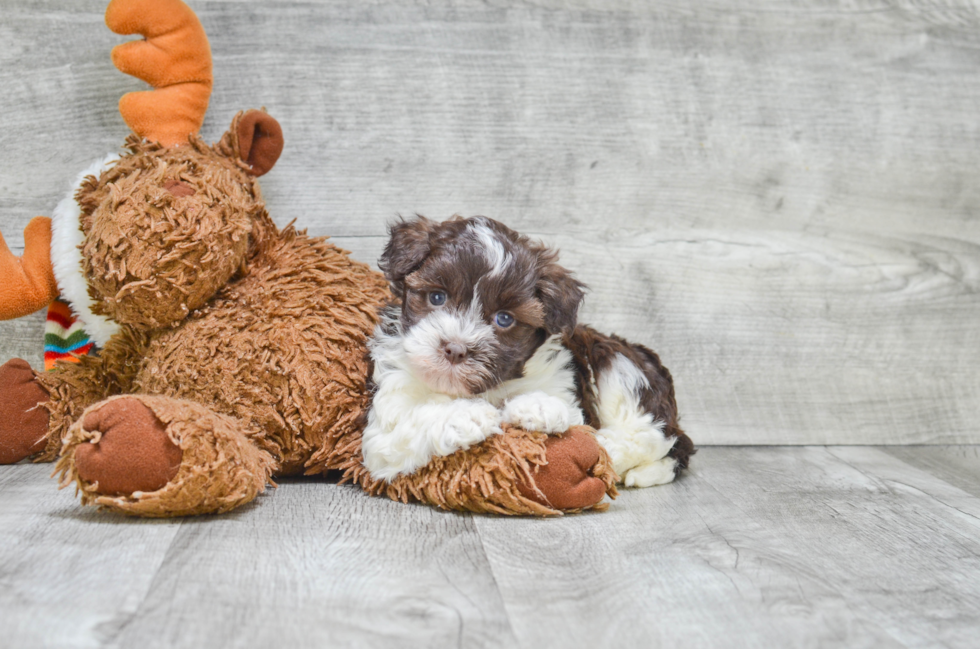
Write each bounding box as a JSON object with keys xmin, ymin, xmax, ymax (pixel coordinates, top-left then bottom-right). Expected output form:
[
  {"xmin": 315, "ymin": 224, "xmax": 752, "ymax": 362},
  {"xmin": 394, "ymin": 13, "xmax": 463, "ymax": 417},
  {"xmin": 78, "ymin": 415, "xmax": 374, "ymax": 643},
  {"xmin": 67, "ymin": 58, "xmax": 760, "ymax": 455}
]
[
  {"xmin": 379, "ymin": 216, "xmax": 438, "ymax": 299},
  {"xmin": 534, "ymin": 246, "xmax": 585, "ymax": 335},
  {"xmin": 237, "ymin": 110, "xmax": 284, "ymax": 177}
]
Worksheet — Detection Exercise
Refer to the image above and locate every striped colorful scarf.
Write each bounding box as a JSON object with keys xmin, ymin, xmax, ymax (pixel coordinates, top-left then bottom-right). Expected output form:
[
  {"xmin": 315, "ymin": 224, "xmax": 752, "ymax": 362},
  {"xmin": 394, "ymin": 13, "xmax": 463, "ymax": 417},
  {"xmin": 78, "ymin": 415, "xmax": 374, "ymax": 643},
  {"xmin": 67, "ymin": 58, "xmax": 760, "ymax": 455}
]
[{"xmin": 44, "ymin": 297, "xmax": 94, "ymax": 370}]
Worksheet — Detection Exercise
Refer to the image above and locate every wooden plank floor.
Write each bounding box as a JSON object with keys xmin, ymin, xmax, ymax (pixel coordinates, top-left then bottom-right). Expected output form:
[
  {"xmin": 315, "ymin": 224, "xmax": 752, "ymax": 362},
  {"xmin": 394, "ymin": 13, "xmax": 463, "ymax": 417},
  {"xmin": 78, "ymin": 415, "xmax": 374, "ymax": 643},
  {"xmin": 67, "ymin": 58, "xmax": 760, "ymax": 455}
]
[{"xmin": 3, "ymin": 446, "xmax": 979, "ymax": 648}]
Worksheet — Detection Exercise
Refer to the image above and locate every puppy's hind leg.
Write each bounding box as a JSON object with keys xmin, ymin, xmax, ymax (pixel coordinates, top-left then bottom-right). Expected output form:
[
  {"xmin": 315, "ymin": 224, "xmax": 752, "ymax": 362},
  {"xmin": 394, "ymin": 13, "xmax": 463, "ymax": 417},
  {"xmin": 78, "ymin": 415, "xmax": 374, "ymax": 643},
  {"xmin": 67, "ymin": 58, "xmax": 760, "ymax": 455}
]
[
  {"xmin": 595, "ymin": 415, "xmax": 679, "ymax": 488},
  {"xmin": 581, "ymin": 330, "xmax": 694, "ymax": 487}
]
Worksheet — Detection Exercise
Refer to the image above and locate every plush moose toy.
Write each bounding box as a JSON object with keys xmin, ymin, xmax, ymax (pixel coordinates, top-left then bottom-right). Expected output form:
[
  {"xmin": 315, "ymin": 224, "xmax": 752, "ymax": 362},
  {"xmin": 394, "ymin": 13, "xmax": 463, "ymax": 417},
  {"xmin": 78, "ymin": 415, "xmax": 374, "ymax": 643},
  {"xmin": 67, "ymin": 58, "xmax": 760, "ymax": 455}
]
[{"xmin": 0, "ymin": 0, "xmax": 616, "ymax": 517}]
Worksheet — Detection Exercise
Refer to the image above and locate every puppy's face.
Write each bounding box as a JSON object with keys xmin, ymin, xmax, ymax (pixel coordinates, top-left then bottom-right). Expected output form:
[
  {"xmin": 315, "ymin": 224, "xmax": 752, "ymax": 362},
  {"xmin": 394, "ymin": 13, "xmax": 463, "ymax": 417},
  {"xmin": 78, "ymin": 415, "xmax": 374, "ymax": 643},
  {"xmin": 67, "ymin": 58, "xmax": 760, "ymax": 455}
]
[{"xmin": 380, "ymin": 216, "xmax": 585, "ymax": 397}]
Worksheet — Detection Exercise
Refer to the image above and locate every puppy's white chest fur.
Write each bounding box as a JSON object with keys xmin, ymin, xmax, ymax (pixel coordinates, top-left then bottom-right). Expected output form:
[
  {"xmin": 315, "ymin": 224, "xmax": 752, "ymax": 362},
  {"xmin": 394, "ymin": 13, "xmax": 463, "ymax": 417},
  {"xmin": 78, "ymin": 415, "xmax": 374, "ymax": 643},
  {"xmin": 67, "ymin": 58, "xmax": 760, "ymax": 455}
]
[
  {"xmin": 483, "ymin": 337, "xmax": 583, "ymax": 432},
  {"xmin": 362, "ymin": 331, "xmax": 582, "ymax": 480}
]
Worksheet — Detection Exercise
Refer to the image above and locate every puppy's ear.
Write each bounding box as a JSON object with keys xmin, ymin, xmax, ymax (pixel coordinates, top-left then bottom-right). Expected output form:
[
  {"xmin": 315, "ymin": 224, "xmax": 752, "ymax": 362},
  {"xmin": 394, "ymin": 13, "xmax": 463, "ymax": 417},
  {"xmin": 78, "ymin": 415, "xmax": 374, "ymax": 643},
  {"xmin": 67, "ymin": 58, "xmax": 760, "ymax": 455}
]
[
  {"xmin": 535, "ymin": 247, "xmax": 586, "ymax": 335},
  {"xmin": 379, "ymin": 216, "xmax": 437, "ymax": 298}
]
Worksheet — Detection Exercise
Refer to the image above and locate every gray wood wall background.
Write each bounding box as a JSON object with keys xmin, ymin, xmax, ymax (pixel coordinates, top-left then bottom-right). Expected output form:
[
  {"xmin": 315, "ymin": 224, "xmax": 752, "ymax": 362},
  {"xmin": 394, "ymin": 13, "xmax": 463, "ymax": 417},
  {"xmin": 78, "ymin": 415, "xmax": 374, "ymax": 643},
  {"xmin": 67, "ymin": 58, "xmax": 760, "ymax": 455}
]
[{"xmin": 1, "ymin": 0, "xmax": 977, "ymax": 446}]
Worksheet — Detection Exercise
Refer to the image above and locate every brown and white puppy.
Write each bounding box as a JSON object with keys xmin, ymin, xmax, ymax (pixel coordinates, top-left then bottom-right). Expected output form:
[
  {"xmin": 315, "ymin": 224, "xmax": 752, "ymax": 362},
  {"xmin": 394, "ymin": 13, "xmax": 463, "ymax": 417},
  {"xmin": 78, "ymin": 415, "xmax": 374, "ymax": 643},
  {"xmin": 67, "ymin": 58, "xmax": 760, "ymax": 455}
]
[{"xmin": 362, "ymin": 215, "xmax": 694, "ymax": 486}]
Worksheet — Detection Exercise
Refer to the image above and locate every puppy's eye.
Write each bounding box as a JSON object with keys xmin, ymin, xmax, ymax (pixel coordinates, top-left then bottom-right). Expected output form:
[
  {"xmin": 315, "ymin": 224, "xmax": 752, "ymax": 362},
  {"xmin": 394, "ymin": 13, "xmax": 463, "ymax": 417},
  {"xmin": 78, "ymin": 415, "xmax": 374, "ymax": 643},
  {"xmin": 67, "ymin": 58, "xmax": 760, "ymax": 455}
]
[
  {"xmin": 428, "ymin": 291, "xmax": 447, "ymax": 306},
  {"xmin": 494, "ymin": 312, "xmax": 515, "ymax": 328}
]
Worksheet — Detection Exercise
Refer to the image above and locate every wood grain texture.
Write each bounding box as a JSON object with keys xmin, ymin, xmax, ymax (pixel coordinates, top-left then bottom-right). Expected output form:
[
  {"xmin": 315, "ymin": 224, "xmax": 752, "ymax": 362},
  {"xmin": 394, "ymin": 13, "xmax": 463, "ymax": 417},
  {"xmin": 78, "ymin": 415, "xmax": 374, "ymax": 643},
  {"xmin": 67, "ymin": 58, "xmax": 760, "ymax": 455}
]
[
  {"xmin": 4, "ymin": 447, "xmax": 980, "ymax": 648},
  {"xmin": 0, "ymin": 467, "xmax": 516, "ymax": 649},
  {"xmin": 104, "ymin": 477, "xmax": 516, "ymax": 649},
  {"xmin": 881, "ymin": 445, "xmax": 980, "ymax": 499},
  {"xmin": 0, "ymin": 464, "xmax": 183, "ymax": 649},
  {"xmin": 475, "ymin": 446, "xmax": 980, "ymax": 649},
  {"xmin": 0, "ymin": 0, "xmax": 978, "ymax": 443}
]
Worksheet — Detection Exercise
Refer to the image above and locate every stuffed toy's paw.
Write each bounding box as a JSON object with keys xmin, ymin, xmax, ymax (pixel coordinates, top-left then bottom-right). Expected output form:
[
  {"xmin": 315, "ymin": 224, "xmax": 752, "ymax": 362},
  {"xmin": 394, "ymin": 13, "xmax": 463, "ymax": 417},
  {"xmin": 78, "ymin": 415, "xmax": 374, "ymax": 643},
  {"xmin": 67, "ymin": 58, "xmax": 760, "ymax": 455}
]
[
  {"xmin": 73, "ymin": 397, "xmax": 183, "ymax": 495},
  {"xmin": 0, "ymin": 359, "xmax": 49, "ymax": 464},
  {"xmin": 57, "ymin": 395, "xmax": 276, "ymax": 516},
  {"xmin": 516, "ymin": 425, "xmax": 618, "ymax": 511}
]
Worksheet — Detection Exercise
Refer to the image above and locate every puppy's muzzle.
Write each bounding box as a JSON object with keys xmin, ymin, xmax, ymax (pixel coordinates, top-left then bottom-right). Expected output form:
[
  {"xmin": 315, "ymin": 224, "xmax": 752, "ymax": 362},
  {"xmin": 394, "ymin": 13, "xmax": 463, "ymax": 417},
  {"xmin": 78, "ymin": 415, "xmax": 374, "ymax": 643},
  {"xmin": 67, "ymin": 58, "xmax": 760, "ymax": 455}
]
[{"xmin": 442, "ymin": 341, "xmax": 468, "ymax": 365}]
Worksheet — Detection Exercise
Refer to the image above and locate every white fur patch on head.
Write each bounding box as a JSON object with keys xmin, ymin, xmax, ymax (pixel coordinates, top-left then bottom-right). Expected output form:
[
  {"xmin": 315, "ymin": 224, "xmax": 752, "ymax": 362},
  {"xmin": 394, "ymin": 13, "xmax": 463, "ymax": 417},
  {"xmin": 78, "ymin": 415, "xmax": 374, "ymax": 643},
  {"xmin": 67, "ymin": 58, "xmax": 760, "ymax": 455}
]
[
  {"xmin": 468, "ymin": 218, "xmax": 509, "ymax": 278},
  {"xmin": 50, "ymin": 154, "xmax": 120, "ymax": 346},
  {"xmin": 402, "ymin": 308, "xmax": 496, "ymax": 397},
  {"xmin": 594, "ymin": 353, "xmax": 677, "ymax": 487}
]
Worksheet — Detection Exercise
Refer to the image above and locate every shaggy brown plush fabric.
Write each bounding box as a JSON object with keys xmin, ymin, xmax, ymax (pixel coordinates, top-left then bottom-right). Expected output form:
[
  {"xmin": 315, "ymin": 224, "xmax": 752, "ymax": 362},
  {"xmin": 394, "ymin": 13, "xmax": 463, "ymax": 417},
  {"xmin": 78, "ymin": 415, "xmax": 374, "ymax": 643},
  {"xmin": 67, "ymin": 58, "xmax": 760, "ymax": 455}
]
[
  {"xmin": 78, "ymin": 135, "xmax": 256, "ymax": 330},
  {"xmin": 35, "ymin": 325, "xmax": 147, "ymax": 462},
  {"xmin": 343, "ymin": 424, "xmax": 618, "ymax": 516},
  {"xmin": 43, "ymin": 200, "xmax": 391, "ymax": 515},
  {"xmin": 56, "ymin": 394, "xmax": 276, "ymax": 517},
  {"xmin": 11, "ymin": 109, "xmax": 615, "ymax": 517},
  {"xmin": 131, "ymin": 218, "xmax": 390, "ymax": 478},
  {"xmin": 32, "ymin": 112, "xmax": 390, "ymax": 516}
]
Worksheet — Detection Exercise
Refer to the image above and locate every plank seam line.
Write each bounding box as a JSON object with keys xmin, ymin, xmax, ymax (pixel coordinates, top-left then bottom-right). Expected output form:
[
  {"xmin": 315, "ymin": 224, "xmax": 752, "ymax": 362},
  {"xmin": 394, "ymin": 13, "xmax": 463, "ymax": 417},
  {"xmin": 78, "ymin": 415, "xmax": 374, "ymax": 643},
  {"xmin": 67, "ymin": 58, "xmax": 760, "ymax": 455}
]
[
  {"xmin": 887, "ymin": 480, "xmax": 980, "ymax": 525},
  {"xmin": 825, "ymin": 447, "xmax": 980, "ymax": 527},
  {"xmin": 95, "ymin": 518, "xmax": 185, "ymax": 649},
  {"xmin": 470, "ymin": 516, "xmax": 524, "ymax": 649}
]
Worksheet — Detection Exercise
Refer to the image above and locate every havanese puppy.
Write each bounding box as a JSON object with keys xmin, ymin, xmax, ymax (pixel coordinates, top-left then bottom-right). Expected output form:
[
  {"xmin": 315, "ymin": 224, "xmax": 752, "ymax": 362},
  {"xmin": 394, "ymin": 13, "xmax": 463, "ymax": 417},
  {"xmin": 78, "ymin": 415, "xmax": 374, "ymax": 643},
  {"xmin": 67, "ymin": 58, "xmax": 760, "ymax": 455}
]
[{"xmin": 362, "ymin": 215, "xmax": 694, "ymax": 487}]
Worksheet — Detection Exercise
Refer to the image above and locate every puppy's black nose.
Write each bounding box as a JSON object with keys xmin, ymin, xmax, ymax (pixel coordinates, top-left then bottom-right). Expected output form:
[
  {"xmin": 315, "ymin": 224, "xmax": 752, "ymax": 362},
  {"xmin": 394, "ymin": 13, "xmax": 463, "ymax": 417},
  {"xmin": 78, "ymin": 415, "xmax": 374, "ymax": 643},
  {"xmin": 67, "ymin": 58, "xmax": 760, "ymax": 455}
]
[{"xmin": 443, "ymin": 342, "xmax": 467, "ymax": 365}]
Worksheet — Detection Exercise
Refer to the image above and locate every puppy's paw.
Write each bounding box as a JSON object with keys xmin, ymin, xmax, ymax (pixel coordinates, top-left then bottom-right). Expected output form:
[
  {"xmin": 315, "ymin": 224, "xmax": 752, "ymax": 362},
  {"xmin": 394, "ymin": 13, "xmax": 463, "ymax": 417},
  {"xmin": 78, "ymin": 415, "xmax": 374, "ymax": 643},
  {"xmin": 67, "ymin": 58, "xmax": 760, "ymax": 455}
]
[
  {"xmin": 435, "ymin": 399, "xmax": 503, "ymax": 455},
  {"xmin": 362, "ymin": 398, "xmax": 503, "ymax": 480},
  {"xmin": 502, "ymin": 392, "xmax": 583, "ymax": 434},
  {"xmin": 622, "ymin": 457, "xmax": 678, "ymax": 488}
]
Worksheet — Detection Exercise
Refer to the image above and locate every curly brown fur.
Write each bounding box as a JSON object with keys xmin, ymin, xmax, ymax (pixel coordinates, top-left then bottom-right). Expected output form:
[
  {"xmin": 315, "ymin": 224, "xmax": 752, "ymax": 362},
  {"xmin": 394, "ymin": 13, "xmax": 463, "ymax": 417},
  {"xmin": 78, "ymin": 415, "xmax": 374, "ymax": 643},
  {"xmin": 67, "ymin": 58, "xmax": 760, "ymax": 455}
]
[
  {"xmin": 34, "ymin": 325, "xmax": 148, "ymax": 461},
  {"xmin": 131, "ymin": 220, "xmax": 390, "ymax": 476},
  {"xmin": 79, "ymin": 125, "xmax": 261, "ymax": 330},
  {"xmin": 25, "ymin": 111, "xmax": 389, "ymax": 517},
  {"xmin": 56, "ymin": 395, "xmax": 277, "ymax": 517},
  {"xmin": 345, "ymin": 424, "xmax": 616, "ymax": 516}
]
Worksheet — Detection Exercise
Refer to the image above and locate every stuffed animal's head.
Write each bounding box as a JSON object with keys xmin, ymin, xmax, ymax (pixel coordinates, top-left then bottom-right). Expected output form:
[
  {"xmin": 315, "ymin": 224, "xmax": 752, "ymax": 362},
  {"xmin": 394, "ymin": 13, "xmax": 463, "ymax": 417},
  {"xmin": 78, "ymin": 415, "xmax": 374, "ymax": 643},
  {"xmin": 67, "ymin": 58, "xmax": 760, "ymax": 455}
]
[
  {"xmin": 0, "ymin": 0, "xmax": 284, "ymax": 337},
  {"xmin": 74, "ymin": 0, "xmax": 285, "ymax": 331},
  {"xmin": 75, "ymin": 110, "xmax": 282, "ymax": 330}
]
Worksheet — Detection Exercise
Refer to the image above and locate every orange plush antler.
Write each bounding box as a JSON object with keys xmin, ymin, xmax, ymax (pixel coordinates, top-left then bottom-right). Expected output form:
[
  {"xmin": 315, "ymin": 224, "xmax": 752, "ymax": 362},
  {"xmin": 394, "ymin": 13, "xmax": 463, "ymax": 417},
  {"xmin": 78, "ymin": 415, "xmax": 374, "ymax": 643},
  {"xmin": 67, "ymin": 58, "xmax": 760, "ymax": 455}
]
[
  {"xmin": 106, "ymin": 0, "xmax": 213, "ymax": 147},
  {"xmin": 0, "ymin": 217, "xmax": 58, "ymax": 320}
]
